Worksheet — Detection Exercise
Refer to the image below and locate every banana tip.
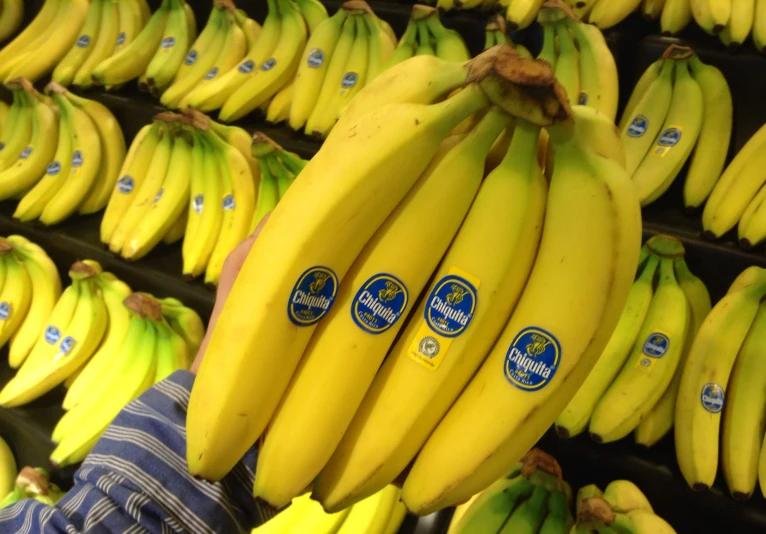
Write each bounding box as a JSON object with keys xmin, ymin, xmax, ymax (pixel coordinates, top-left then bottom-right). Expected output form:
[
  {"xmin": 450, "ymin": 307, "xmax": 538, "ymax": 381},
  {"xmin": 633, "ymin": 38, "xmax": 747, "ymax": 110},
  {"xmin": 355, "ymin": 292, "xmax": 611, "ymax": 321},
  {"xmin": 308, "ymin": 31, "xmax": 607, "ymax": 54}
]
[
  {"xmin": 692, "ymin": 482, "xmax": 710, "ymax": 492},
  {"xmin": 589, "ymin": 432, "xmax": 604, "ymax": 444},
  {"xmin": 555, "ymin": 425, "xmax": 571, "ymax": 439},
  {"xmin": 740, "ymin": 239, "xmax": 753, "ymax": 250},
  {"xmin": 701, "ymin": 230, "xmax": 718, "ymax": 241}
]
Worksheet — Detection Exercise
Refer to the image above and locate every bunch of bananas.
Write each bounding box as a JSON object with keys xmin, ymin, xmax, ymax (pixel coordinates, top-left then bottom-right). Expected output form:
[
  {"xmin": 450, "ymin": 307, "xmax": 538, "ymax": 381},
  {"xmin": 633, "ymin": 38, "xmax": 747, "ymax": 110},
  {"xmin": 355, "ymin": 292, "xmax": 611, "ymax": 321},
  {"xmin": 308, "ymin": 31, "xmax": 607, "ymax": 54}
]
[
  {"xmin": 185, "ymin": 0, "xmax": 327, "ymax": 119},
  {"xmin": 0, "ymin": 0, "xmax": 22, "ymax": 42},
  {"xmin": 555, "ymin": 235, "xmax": 710, "ymax": 447},
  {"xmin": 503, "ymin": 0, "xmax": 644, "ymax": 30},
  {"xmin": 100, "ymin": 110, "xmax": 258, "ymax": 284},
  {"xmin": 537, "ymin": 1, "xmax": 619, "ymax": 121},
  {"xmin": 0, "ymin": 235, "xmax": 62, "ymax": 369},
  {"xmin": 252, "ymin": 485, "xmax": 405, "ymax": 534},
  {"xmin": 0, "ymin": 467, "xmax": 65, "ymax": 509},
  {"xmin": 187, "ymin": 45, "xmax": 641, "ymax": 517},
  {"xmin": 91, "ymin": 0, "xmax": 197, "ymax": 94},
  {"xmin": 448, "ymin": 450, "xmax": 573, "ymax": 534},
  {"xmin": 0, "ymin": 82, "xmax": 127, "ymax": 225},
  {"xmin": 619, "ymin": 44, "xmax": 732, "ymax": 208},
  {"xmin": 673, "ymin": 266, "xmax": 766, "ymax": 500},
  {"xmin": 161, "ymin": 0, "xmax": 260, "ymax": 109},
  {"xmin": 286, "ymin": 1, "xmax": 399, "ymax": 137},
  {"xmin": 688, "ymin": 0, "xmax": 766, "ymax": 49},
  {"xmin": 51, "ymin": 0, "xmax": 150, "ymax": 88},
  {"xmin": 572, "ymin": 480, "xmax": 676, "ymax": 533},
  {"xmin": 0, "ymin": 436, "xmax": 15, "ymax": 500},
  {"xmin": 484, "ymin": 14, "xmax": 532, "ymax": 57},
  {"xmin": 703, "ymin": 120, "xmax": 766, "ymax": 247},
  {"xmin": 0, "ymin": 0, "xmax": 89, "ymax": 82},
  {"xmin": 251, "ymin": 133, "xmax": 308, "ymax": 232}
]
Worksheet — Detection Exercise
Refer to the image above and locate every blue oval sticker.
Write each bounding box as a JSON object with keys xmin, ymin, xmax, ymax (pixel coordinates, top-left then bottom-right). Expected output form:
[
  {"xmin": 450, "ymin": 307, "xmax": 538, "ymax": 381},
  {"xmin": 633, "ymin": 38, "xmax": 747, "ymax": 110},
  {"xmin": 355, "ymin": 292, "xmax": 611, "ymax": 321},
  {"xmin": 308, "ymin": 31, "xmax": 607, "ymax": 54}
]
[
  {"xmin": 424, "ymin": 275, "xmax": 477, "ymax": 338},
  {"xmin": 351, "ymin": 274, "xmax": 409, "ymax": 334},
  {"xmin": 288, "ymin": 267, "xmax": 338, "ymax": 326},
  {"xmin": 701, "ymin": 383, "xmax": 724, "ymax": 413},
  {"xmin": 504, "ymin": 327, "xmax": 561, "ymax": 392}
]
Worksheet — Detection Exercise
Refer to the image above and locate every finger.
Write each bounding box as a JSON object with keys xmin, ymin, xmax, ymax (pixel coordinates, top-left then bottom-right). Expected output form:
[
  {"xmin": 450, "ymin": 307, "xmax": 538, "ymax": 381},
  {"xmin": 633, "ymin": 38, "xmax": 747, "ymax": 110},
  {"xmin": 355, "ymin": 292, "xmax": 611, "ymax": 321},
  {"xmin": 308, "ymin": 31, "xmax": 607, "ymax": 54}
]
[{"xmin": 191, "ymin": 214, "xmax": 270, "ymax": 373}]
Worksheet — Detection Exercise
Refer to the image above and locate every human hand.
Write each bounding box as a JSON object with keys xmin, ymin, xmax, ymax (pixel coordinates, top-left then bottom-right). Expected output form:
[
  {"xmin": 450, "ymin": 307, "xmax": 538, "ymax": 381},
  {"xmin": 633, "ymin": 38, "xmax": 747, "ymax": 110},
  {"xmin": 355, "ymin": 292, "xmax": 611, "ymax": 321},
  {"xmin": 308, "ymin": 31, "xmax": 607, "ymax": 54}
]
[{"xmin": 191, "ymin": 215, "xmax": 269, "ymax": 374}]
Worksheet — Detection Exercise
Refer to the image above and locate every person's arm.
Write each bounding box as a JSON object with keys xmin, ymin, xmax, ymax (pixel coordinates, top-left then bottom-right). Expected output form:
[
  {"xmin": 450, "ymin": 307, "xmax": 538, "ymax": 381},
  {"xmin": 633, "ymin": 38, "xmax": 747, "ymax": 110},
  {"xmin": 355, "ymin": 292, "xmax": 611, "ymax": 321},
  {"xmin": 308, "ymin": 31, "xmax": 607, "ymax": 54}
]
[{"xmin": 0, "ymin": 218, "xmax": 271, "ymax": 533}]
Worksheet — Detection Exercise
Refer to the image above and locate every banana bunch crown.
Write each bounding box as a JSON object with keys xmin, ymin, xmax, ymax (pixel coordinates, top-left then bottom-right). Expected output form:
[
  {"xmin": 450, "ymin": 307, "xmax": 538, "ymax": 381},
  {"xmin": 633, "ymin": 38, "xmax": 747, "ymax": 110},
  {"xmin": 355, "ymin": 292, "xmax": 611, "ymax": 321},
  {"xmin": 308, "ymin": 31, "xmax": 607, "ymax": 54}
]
[
  {"xmin": 572, "ymin": 486, "xmax": 676, "ymax": 534},
  {"xmin": 0, "ymin": 467, "xmax": 65, "ymax": 509}
]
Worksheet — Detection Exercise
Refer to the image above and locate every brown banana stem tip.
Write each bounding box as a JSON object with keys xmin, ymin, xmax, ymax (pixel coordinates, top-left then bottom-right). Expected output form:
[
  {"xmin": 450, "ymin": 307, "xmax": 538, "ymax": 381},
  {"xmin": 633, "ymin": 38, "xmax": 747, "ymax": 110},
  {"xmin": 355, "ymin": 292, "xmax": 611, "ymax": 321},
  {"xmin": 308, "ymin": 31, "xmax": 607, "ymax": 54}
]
[
  {"xmin": 4, "ymin": 77, "xmax": 32, "ymax": 92},
  {"xmin": 123, "ymin": 292, "xmax": 163, "ymax": 321},
  {"xmin": 646, "ymin": 234, "xmax": 685, "ymax": 258},
  {"xmin": 181, "ymin": 107, "xmax": 212, "ymax": 131},
  {"xmin": 69, "ymin": 261, "xmax": 99, "ymax": 280},
  {"xmin": 486, "ymin": 14, "xmax": 506, "ymax": 33},
  {"xmin": 521, "ymin": 448, "xmax": 564, "ymax": 487},
  {"xmin": 411, "ymin": 4, "xmax": 437, "ymax": 20},
  {"xmin": 541, "ymin": 0, "xmax": 579, "ymax": 21},
  {"xmin": 467, "ymin": 45, "xmax": 571, "ymax": 126},
  {"xmin": 154, "ymin": 111, "xmax": 187, "ymax": 124},
  {"xmin": 45, "ymin": 81, "xmax": 67, "ymax": 95},
  {"xmin": 0, "ymin": 238, "xmax": 12, "ymax": 254},
  {"xmin": 662, "ymin": 43, "xmax": 695, "ymax": 60},
  {"xmin": 215, "ymin": 0, "xmax": 236, "ymax": 12},
  {"xmin": 251, "ymin": 132, "xmax": 283, "ymax": 152},
  {"xmin": 578, "ymin": 497, "xmax": 616, "ymax": 524},
  {"xmin": 17, "ymin": 467, "xmax": 50, "ymax": 496},
  {"xmin": 342, "ymin": 0, "xmax": 372, "ymax": 14}
]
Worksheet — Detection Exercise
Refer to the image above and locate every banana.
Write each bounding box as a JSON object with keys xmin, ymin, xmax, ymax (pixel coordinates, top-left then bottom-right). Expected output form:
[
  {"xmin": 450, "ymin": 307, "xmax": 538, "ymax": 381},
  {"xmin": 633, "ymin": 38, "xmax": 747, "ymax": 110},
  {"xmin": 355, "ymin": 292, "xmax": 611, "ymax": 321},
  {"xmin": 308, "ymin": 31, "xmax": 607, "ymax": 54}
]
[
  {"xmin": 720, "ymin": 0, "xmax": 755, "ymax": 47},
  {"xmin": 620, "ymin": 59, "xmax": 674, "ymax": 177},
  {"xmin": 254, "ymin": 110, "xmax": 510, "ymax": 509},
  {"xmin": 632, "ymin": 58, "xmax": 703, "ymax": 206},
  {"xmin": 144, "ymin": 0, "xmax": 194, "ymax": 93},
  {"xmin": 183, "ymin": 132, "xmax": 223, "ymax": 278},
  {"xmin": 507, "ymin": 0, "xmax": 545, "ymax": 30},
  {"xmin": 616, "ymin": 509, "xmax": 677, "ymax": 533},
  {"xmin": 553, "ymin": 22, "xmax": 580, "ymax": 106},
  {"xmin": 51, "ymin": 0, "xmax": 105, "ymax": 87},
  {"xmin": 121, "ymin": 128, "xmax": 192, "ymax": 261},
  {"xmin": 0, "ymin": 90, "xmax": 33, "ymax": 170},
  {"xmin": 162, "ymin": 207, "xmax": 187, "ymax": 245},
  {"xmin": 304, "ymin": 14, "xmax": 357, "ymax": 137},
  {"xmin": 265, "ymin": 79, "xmax": 294, "ymax": 123},
  {"xmin": 365, "ymin": 13, "xmax": 395, "ymax": 83},
  {"xmin": 153, "ymin": 319, "xmax": 188, "ymax": 383},
  {"xmin": 219, "ymin": 0, "xmax": 308, "ymax": 122},
  {"xmin": 0, "ymin": 0, "xmax": 60, "ymax": 78},
  {"xmin": 556, "ymin": 255, "xmax": 658, "ymax": 439},
  {"xmin": 691, "ymin": 0, "xmax": 716, "ymax": 33},
  {"xmin": 399, "ymin": 102, "xmax": 642, "ymax": 515},
  {"xmin": 336, "ymin": 485, "xmax": 398, "ymax": 534},
  {"xmin": 683, "ymin": 56, "xmax": 732, "ymax": 210},
  {"xmin": 187, "ymin": 82, "xmax": 491, "ymax": 481},
  {"xmin": 74, "ymin": 0, "xmax": 121, "ymax": 88},
  {"xmin": 643, "ymin": 0, "xmax": 667, "ymax": 19},
  {"xmin": 384, "ymin": 19, "xmax": 416, "ymax": 69},
  {"xmin": 6, "ymin": 237, "xmax": 61, "ymax": 369},
  {"xmin": 603, "ymin": 480, "xmax": 653, "ymax": 513},
  {"xmin": 737, "ymin": 185, "xmax": 766, "ymax": 248},
  {"xmin": 0, "ymin": 435, "xmax": 16, "ymax": 500},
  {"xmin": 451, "ymin": 476, "xmax": 534, "ymax": 533},
  {"xmin": 381, "ymin": 500, "xmax": 407, "ymax": 534},
  {"xmin": 39, "ymin": 92, "xmax": 103, "ymax": 226},
  {"xmin": 589, "ymin": 257, "xmax": 689, "ymax": 443},
  {"xmin": 61, "ymin": 274, "xmax": 132, "ymax": 411},
  {"xmin": 414, "ymin": 18, "xmax": 435, "ymax": 57},
  {"xmin": 113, "ymin": 0, "xmax": 146, "ymax": 55},
  {"xmin": 755, "ymin": 0, "xmax": 766, "ymax": 52},
  {"xmin": 288, "ymin": 8, "xmax": 348, "ymax": 131},
  {"xmin": 0, "ymin": 250, "xmax": 32, "ymax": 352},
  {"xmin": 314, "ymin": 120, "xmax": 547, "ymax": 511},
  {"xmin": 294, "ymin": 0, "xmax": 329, "ymax": 32},
  {"xmin": 565, "ymin": 17, "xmax": 619, "ymax": 121},
  {"xmin": 499, "ymin": 485, "xmax": 549, "ymax": 534},
  {"xmin": 0, "ymin": 266, "xmax": 108, "ymax": 408},
  {"xmin": 202, "ymin": 129, "xmax": 255, "ymax": 285},
  {"xmin": 0, "ymin": 0, "xmax": 23, "ymax": 43},
  {"xmin": 538, "ymin": 22, "xmax": 558, "ymax": 71},
  {"xmin": 3, "ymin": 0, "xmax": 90, "ymax": 83},
  {"xmin": 540, "ymin": 490, "xmax": 568, "ymax": 534},
  {"xmin": 589, "ymin": 0, "xmax": 643, "ymax": 29},
  {"xmin": 182, "ymin": 0, "xmax": 282, "ymax": 112},
  {"xmin": 0, "ymin": 91, "xmax": 58, "ymax": 201},
  {"xmin": 160, "ymin": 298, "xmax": 204, "ymax": 356},
  {"xmin": 50, "ymin": 294, "xmax": 159, "ymax": 466},
  {"xmin": 722, "ymin": 302, "xmax": 766, "ymax": 499},
  {"xmin": 283, "ymin": 496, "xmax": 350, "ymax": 534},
  {"xmin": 109, "ymin": 123, "xmax": 173, "ymax": 254},
  {"xmin": 266, "ymin": 152, "xmax": 294, "ymax": 199},
  {"xmin": 661, "ymin": 0, "xmax": 692, "ymax": 34},
  {"xmin": 618, "ymin": 60, "xmax": 662, "ymax": 132},
  {"xmin": 92, "ymin": 0, "xmax": 171, "ymax": 87},
  {"xmin": 251, "ymin": 155, "xmax": 278, "ymax": 232},
  {"xmin": 675, "ymin": 270, "xmax": 766, "ymax": 491},
  {"xmin": 707, "ymin": 0, "xmax": 732, "ymax": 32},
  {"xmin": 426, "ymin": 14, "xmax": 470, "ymax": 62},
  {"xmin": 634, "ymin": 256, "xmax": 711, "ymax": 447}
]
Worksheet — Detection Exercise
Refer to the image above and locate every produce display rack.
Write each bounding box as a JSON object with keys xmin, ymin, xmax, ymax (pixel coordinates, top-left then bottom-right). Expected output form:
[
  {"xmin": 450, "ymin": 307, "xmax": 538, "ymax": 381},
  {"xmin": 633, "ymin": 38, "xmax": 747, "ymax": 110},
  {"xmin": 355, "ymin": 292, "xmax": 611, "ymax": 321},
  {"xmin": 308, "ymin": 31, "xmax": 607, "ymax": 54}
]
[{"xmin": 2, "ymin": 1, "xmax": 766, "ymax": 533}]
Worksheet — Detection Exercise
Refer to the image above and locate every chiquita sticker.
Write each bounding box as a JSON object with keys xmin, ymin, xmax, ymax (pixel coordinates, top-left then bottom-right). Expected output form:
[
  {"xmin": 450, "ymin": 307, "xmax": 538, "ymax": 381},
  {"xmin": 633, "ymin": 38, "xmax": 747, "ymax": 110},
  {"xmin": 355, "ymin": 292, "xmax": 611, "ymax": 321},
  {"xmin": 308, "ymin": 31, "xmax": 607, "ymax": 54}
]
[
  {"xmin": 653, "ymin": 127, "xmax": 682, "ymax": 157},
  {"xmin": 45, "ymin": 326, "xmax": 60, "ymax": 345},
  {"xmin": 627, "ymin": 115, "xmax": 649, "ymax": 138},
  {"xmin": 504, "ymin": 327, "xmax": 561, "ymax": 392},
  {"xmin": 701, "ymin": 383, "xmax": 724, "ymax": 413},
  {"xmin": 407, "ymin": 267, "xmax": 480, "ymax": 371},
  {"xmin": 351, "ymin": 274, "xmax": 409, "ymax": 335},
  {"xmin": 307, "ymin": 48, "xmax": 324, "ymax": 68},
  {"xmin": 287, "ymin": 267, "xmax": 338, "ymax": 326},
  {"xmin": 0, "ymin": 302, "xmax": 10, "ymax": 321},
  {"xmin": 636, "ymin": 332, "xmax": 669, "ymax": 371}
]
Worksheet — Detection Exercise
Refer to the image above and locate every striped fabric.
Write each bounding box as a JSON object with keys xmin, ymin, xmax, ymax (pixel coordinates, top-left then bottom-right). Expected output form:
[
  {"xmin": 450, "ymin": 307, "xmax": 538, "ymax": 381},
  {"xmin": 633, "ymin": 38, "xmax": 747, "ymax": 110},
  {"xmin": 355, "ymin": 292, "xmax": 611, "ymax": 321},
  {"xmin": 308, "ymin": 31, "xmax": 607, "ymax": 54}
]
[{"xmin": 0, "ymin": 371, "xmax": 266, "ymax": 533}]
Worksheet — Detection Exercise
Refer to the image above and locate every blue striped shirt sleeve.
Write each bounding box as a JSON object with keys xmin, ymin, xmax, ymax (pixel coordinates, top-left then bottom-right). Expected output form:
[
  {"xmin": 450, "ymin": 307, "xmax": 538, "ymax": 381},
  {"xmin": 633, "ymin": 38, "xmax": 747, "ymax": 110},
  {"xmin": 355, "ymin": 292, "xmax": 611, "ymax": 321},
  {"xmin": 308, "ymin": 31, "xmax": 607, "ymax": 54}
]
[{"xmin": 0, "ymin": 370, "xmax": 263, "ymax": 533}]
